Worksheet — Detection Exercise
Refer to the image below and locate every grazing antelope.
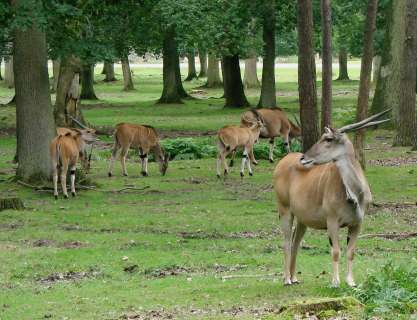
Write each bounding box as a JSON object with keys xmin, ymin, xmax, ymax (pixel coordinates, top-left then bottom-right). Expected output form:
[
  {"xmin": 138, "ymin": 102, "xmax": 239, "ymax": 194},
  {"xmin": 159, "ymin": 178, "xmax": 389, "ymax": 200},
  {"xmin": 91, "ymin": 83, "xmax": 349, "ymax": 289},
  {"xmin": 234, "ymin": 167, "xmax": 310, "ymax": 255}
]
[
  {"xmin": 108, "ymin": 123, "xmax": 168, "ymax": 177},
  {"xmin": 240, "ymin": 108, "xmax": 301, "ymax": 163},
  {"xmin": 216, "ymin": 118, "xmax": 264, "ymax": 178},
  {"xmin": 50, "ymin": 128, "xmax": 97, "ymax": 199},
  {"xmin": 273, "ymin": 110, "xmax": 390, "ymax": 287}
]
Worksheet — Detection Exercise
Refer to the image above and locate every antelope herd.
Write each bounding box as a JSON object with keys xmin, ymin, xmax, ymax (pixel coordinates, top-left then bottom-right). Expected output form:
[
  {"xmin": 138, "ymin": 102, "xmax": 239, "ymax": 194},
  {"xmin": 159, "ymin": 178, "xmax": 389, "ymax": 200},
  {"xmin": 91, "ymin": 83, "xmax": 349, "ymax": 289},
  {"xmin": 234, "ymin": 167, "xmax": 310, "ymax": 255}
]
[{"xmin": 48, "ymin": 107, "xmax": 390, "ymax": 287}]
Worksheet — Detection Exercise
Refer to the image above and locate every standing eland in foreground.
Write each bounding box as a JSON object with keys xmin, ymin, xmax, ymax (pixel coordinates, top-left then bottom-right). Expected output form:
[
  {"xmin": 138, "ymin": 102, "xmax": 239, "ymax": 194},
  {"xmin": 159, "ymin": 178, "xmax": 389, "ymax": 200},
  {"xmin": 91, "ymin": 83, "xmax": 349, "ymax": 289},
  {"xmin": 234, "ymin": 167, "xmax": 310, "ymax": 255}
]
[{"xmin": 273, "ymin": 110, "xmax": 390, "ymax": 287}]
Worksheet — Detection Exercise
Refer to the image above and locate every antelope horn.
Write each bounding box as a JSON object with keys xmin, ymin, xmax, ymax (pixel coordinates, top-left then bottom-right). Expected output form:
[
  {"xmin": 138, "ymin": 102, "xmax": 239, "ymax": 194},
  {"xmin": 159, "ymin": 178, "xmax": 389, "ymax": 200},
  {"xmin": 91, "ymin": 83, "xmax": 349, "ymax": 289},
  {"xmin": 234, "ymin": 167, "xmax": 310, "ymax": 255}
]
[
  {"xmin": 338, "ymin": 109, "xmax": 391, "ymax": 133},
  {"xmin": 352, "ymin": 118, "xmax": 391, "ymax": 131},
  {"xmin": 69, "ymin": 115, "xmax": 87, "ymax": 129}
]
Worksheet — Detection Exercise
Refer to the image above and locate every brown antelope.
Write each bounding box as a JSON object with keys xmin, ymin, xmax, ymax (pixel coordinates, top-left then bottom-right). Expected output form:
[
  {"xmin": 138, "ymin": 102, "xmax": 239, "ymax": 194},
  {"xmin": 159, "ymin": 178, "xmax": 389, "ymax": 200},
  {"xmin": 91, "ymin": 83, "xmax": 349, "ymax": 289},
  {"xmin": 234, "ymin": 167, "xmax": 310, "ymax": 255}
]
[
  {"xmin": 240, "ymin": 108, "xmax": 301, "ymax": 163},
  {"xmin": 108, "ymin": 123, "xmax": 168, "ymax": 177},
  {"xmin": 273, "ymin": 110, "xmax": 390, "ymax": 287},
  {"xmin": 216, "ymin": 118, "xmax": 264, "ymax": 178},
  {"xmin": 50, "ymin": 128, "xmax": 97, "ymax": 199}
]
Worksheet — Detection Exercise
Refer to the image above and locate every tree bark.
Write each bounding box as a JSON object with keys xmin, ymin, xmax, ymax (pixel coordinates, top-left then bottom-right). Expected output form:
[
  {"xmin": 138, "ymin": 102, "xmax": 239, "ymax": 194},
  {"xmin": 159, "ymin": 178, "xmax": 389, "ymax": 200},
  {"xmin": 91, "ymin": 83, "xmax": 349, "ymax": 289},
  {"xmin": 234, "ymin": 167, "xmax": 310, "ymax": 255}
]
[
  {"xmin": 258, "ymin": 0, "xmax": 277, "ymax": 108},
  {"xmin": 0, "ymin": 58, "xmax": 2, "ymax": 80},
  {"xmin": 393, "ymin": 0, "xmax": 417, "ymax": 146},
  {"xmin": 321, "ymin": 0, "xmax": 332, "ymax": 132},
  {"xmin": 54, "ymin": 56, "xmax": 83, "ymax": 127},
  {"xmin": 13, "ymin": 0, "xmax": 55, "ymax": 182},
  {"xmin": 205, "ymin": 54, "xmax": 222, "ymax": 88},
  {"xmin": 243, "ymin": 57, "xmax": 260, "ymax": 88},
  {"xmin": 80, "ymin": 64, "xmax": 98, "ymax": 100},
  {"xmin": 198, "ymin": 50, "xmax": 207, "ymax": 78},
  {"xmin": 51, "ymin": 59, "xmax": 60, "ymax": 93},
  {"xmin": 121, "ymin": 56, "xmax": 134, "ymax": 91},
  {"xmin": 4, "ymin": 56, "xmax": 14, "ymax": 88},
  {"xmin": 103, "ymin": 62, "xmax": 117, "ymax": 82},
  {"xmin": 354, "ymin": 0, "xmax": 378, "ymax": 169},
  {"xmin": 222, "ymin": 55, "xmax": 249, "ymax": 108},
  {"xmin": 372, "ymin": 55, "xmax": 381, "ymax": 85},
  {"xmin": 185, "ymin": 52, "xmax": 197, "ymax": 81},
  {"xmin": 297, "ymin": 0, "xmax": 320, "ymax": 152},
  {"xmin": 336, "ymin": 48, "xmax": 349, "ymax": 80}
]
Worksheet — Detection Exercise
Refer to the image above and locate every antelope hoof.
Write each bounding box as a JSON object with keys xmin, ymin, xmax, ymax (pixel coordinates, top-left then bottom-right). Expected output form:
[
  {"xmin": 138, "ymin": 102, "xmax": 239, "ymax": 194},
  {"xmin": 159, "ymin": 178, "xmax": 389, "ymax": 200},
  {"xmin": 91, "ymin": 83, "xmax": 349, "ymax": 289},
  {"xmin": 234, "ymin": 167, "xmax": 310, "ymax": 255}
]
[
  {"xmin": 141, "ymin": 171, "xmax": 148, "ymax": 177},
  {"xmin": 249, "ymin": 172, "xmax": 253, "ymax": 176},
  {"xmin": 108, "ymin": 172, "xmax": 112, "ymax": 177},
  {"xmin": 240, "ymin": 172, "xmax": 244, "ymax": 178},
  {"xmin": 229, "ymin": 160, "xmax": 234, "ymax": 167},
  {"xmin": 71, "ymin": 192, "xmax": 76, "ymax": 197},
  {"xmin": 224, "ymin": 169, "xmax": 228, "ymax": 176},
  {"xmin": 252, "ymin": 161, "xmax": 258, "ymax": 166},
  {"xmin": 269, "ymin": 159, "xmax": 274, "ymax": 163},
  {"xmin": 346, "ymin": 278, "xmax": 356, "ymax": 287},
  {"xmin": 123, "ymin": 173, "xmax": 128, "ymax": 177},
  {"xmin": 54, "ymin": 195, "xmax": 58, "ymax": 200},
  {"xmin": 216, "ymin": 174, "xmax": 221, "ymax": 179},
  {"xmin": 331, "ymin": 279, "xmax": 341, "ymax": 288},
  {"xmin": 64, "ymin": 194, "xmax": 69, "ymax": 199},
  {"xmin": 291, "ymin": 277, "xmax": 299, "ymax": 284},
  {"xmin": 283, "ymin": 279, "xmax": 292, "ymax": 286}
]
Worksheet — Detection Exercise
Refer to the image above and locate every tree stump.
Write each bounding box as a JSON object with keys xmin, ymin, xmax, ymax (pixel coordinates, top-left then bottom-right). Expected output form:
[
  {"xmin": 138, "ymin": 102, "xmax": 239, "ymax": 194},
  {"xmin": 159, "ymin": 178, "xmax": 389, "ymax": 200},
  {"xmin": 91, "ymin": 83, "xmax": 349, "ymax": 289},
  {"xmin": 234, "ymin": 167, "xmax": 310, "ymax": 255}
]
[{"xmin": 0, "ymin": 198, "xmax": 25, "ymax": 211}]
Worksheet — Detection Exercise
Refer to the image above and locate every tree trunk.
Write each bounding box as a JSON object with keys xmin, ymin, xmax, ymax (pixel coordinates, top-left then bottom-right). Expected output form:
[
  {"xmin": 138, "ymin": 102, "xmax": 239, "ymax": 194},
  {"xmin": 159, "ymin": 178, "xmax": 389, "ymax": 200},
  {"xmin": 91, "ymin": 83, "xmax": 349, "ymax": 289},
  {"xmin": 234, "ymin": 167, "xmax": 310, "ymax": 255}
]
[
  {"xmin": 205, "ymin": 54, "xmax": 222, "ymax": 88},
  {"xmin": 198, "ymin": 50, "xmax": 207, "ymax": 78},
  {"xmin": 51, "ymin": 59, "xmax": 60, "ymax": 93},
  {"xmin": 121, "ymin": 56, "xmax": 134, "ymax": 91},
  {"xmin": 222, "ymin": 55, "xmax": 249, "ymax": 108},
  {"xmin": 4, "ymin": 56, "xmax": 14, "ymax": 88},
  {"xmin": 321, "ymin": 0, "xmax": 332, "ymax": 131},
  {"xmin": 372, "ymin": 55, "xmax": 381, "ymax": 85},
  {"xmin": 336, "ymin": 48, "xmax": 349, "ymax": 80},
  {"xmin": 393, "ymin": 0, "xmax": 417, "ymax": 146},
  {"xmin": 258, "ymin": 0, "xmax": 277, "ymax": 108},
  {"xmin": 54, "ymin": 56, "xmax": 83, "ymax": 127},
  {"xmin": 243, "ymin": 57, "xmax": 260, "ymax": 88},
  {"xmin": 0, "ymin": 58, "xmax": 2, "ymax": 80},
  {"xmin": 103, "ymin": 62, "xmax": 117, "ymax": 82},
  {"xmin": 185, "ymin": 52, "xmax": 197, "ymax": 81},
  {"xmin": 354, "ymin": 0, "xmax": 378, "ymax": 169},
  {"xmin": 80, "ymin": 64, "xmax": 98, "ymax": 100},
  {"xmin": 13, "ymin": 0, "xmax": 55, "ymax": 182},
  {"xmin": 159, "ymin": 27, "xmax": 188, "ymax": 103},
  {"xmin": 297, "ymin": 0, "xmax": 320, "ymax": 152}
]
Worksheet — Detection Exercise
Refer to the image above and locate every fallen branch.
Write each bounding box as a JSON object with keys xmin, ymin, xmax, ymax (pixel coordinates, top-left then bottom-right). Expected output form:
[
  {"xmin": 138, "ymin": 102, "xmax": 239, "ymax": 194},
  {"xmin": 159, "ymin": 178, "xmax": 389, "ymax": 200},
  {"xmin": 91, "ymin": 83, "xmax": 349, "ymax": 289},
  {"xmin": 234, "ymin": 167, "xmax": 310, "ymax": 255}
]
[
  {"xmin": 220, "ymin": 273, "xmax": 278, "ymax": 280},
  {"xmin": 17, "ymin": 180, "xmax": 95, "ymax": 191},
  {"xmin": 108, "ymin": 186, "xmax": 151, "ymax": 193},
  {"xmin": 359, "ymin": 232, "xmax": 417, "ymax": 240}
]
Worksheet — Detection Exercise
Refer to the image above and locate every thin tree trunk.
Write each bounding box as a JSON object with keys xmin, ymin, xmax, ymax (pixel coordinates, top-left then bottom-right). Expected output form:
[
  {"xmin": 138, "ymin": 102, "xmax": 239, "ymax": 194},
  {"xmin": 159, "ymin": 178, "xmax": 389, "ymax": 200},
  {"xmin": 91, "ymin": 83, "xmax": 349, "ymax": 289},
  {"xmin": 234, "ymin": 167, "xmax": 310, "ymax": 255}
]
[
  {"xmin": 243, "ymin": 57, "xmax": 260, "ymax": 88},
  {"xmin": 54, "ymin": 56, "xmax": 83, "ymax": 127},
  {"xmin": 258, "ymin": 0, "xmax": 276, "ymax": 107},
  {"xmin": 354, "ymin": 0, "xmax": 378, "ymax": 169},
  {"xmin": 13, "ymin": 0, "xmax": 55, "ymax": 182},
  {"xmin": 0, "ymin": 58, "xmax": 2, "ymax": 80},
  {"xmin": 297, "ymin": 0, "xmax": 320, "ymax": 152},
  {"xmin": 103, "ymin": 62, "xmax": 117, "ymax": 82},
  {"xmin": 121, "ymin": 56, "xmax": 134, "ymax": 91},
  {"xmin": 185, "ymin": 52, "xmax": 197, "ymax": 81},
  {"xmin": 198, "ymin": 50, "xmax": 207, "ymax": 78},
  {"xmin": 372, "ymin": 55, "xmax": 381, "ymax": 85},
  {"xmin": 336, "ymin": 48, "xmax": 349, "ymax": 80},
  {"xmin": 80, "ymin": 64, "xmax": 98, "ymax": 100},
  {"xmin": 4, "ymin": 56, "xmax": 14, "ymax": 88},
  {"xmin": 51, "ymin": 59, "xmax": 60, "ymax": 93},
  {"xmin": 205, "ymin": 54, "xmax": 222, "ymax": 88},
  {"xmin": 393, "ymin": 0, "xmax": 417, "ymax": 146},
  {"xmin": 159, "ymin": 27, "xmax": 188, "ymax": 103},
  {"xmin": 222, "ymin": 55, "xmax": 249, "ymax": 108},
  {"xmin": 321, "ymin": 0, "xmax": 332, "ymax": 131}
]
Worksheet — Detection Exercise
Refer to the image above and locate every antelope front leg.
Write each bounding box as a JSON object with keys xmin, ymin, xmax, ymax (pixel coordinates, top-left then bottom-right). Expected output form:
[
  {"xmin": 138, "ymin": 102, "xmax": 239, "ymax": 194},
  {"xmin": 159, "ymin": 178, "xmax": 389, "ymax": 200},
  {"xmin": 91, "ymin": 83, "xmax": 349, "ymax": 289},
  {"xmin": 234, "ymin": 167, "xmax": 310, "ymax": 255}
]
[
  {"xmin": 269, "ymin": 138, "xmax": 275, "ymax": 163},
  {"xmin": 108, "ymin": 145, "xmax": 119, "ymax": 177},
  {"xmin": 70, "ymin": 166, "xmax": 76, "ymax": 197},
  {"xmin": 280, "ymin": 207, "xmax": 294, "ymax": 285},
  {"xmin": 240, "ymin": 149, "xmax": 248, "ymax": 177},
  {"xmin": 346, "ymin": 224, "xmax": 361, "ymax": 287},
  {"xmin": 216, "ymin": 153, "xmax": 222, "ymax": 178},
  {"xmin": 327, "ymin": 219, "xmax": 341, "ymax": 287},
  {"xmin": 229, "ymin": 149, "xmax": 236, "ymax": 167},
  {"xmin": 139, "ymin": 153, "xmax": 148, "ymax": 176},
  {"xmin": 290, "ymin": 222, "xmax": 306, "ymax": 283},
  {"xmin": 248, "ymin": 147, "xmax": 258, "ymax": 165}
]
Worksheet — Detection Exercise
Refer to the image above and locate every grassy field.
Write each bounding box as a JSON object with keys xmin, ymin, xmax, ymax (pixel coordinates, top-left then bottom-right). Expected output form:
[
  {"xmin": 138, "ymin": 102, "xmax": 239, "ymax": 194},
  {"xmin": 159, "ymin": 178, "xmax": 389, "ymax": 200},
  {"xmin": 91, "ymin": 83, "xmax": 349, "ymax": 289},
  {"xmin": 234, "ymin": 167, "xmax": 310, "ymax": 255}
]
[{"xmin": 0, "ymin": 63, "xmax": 416, "ymax": 319}]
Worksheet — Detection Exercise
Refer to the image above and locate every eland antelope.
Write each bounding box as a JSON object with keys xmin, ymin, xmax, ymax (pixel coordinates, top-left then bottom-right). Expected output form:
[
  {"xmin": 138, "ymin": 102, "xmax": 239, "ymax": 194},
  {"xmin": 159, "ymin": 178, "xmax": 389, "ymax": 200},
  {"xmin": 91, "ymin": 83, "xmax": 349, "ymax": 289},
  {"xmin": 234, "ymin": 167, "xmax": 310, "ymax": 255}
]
[
  {"xmin": 108, "ymin": 123, "xmax": 168, "ymax": 177},
  {"xmin": 273, "ymin": 110, "xmax": 390, "ymax": 287}
]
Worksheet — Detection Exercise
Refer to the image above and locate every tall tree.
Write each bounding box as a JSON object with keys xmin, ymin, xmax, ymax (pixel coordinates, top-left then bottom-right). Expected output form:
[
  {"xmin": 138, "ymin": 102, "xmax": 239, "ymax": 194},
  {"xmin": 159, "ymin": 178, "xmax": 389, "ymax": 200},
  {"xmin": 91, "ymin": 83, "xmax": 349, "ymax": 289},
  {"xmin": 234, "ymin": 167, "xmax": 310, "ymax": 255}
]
[
  {"xmin": 80, "ymin": 64, "xmax": 98, "ymax": 100},
  {"xmin": 198, "ymin": 50, "xmax": 207, "ymax": 77},
  {"xmin": 321, "ymin": 0, "xmax": 332, "ymax": 131},
  {"xmin": 51, "ymin": 59, "xmax": 60, "ymax": 93},
  {"xmin": 243, "ymin": 56, "xmax": 260, "ymax": 88},
  {"xmin": 4, "ymin": 55, "xmax": 14, "ymax": 88},
  {"xmin": 354, "ymin": 0, "xmax": 378, "ymax": 168},
  {"xmin": 121, "ymin": 55, "xmax": 134, "ymax": 91},
  {"xmin": 205, "ymin": 54, "xmax": 222, "ymax": 88},
  {"xmin": 336, "ymin": 48, "xmax": 349, "ymax": 80},
  {"xmin": 0, "ymin": 58, "xmax": 2, "ymax": 80},
  {"xmin": 185, "ymin": 51, "xmax": 197, "ymax": 81},
  {"xmin": 222, "ymin": 55, "xmax": 249, "ymax": 108},
  {"xmin": 103, "ymin": 61, "xmax": 117, "ymax": 82},
  {"xmin": 258, "ymin": 0, "xmax": 276, "ymax": 107},
  {"xmin": 297, "ymin": 0, "xmax": 319, "ymax": 152},
  {"xmin": 13, "ymin": 0, "xmax": 55, "ymax": 181}
]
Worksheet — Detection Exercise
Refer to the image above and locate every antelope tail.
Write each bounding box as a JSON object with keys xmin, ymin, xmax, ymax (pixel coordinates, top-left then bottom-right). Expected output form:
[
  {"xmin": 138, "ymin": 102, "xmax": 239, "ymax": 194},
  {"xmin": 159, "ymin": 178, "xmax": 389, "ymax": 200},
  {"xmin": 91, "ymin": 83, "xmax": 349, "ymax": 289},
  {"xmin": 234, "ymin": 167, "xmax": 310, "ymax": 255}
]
[
  {"xmin": 289, "ymin": 119, "xmax": 302, "ymax": 137},
  {"xmin": 218, "ymin": 135, "xmax": 231, "ymax": 151},
  {"xmin": 56, "ymin": 140, "xmax": 62, "ymax": 168}
]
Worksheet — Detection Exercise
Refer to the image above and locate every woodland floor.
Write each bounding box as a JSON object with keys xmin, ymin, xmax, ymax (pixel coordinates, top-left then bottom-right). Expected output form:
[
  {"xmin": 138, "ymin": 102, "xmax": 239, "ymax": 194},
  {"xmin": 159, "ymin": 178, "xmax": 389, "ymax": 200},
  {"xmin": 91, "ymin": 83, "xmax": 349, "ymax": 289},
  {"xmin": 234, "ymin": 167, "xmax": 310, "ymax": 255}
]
[{"xmin": 0, "ymin": 62, "xmax": 416, "ymax": 319}]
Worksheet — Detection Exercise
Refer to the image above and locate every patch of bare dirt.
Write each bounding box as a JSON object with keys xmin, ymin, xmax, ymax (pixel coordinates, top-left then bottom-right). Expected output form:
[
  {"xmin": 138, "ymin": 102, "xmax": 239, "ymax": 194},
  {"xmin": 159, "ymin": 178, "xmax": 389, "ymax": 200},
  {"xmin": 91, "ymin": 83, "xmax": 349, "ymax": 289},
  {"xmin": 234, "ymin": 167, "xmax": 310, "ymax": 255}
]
[
  {"xmin": 120, "ymin": 310, "xmax": 174, "ymax": 320},
  {"xmin": 177, "ymin": 229, "xmax": 279, "ymax": 240},
  {"xmin": 0, "ymin": 222, "xmax": 23, "ymax": 230},
  {"xmin": 60, "ymin": 241, "xmax": 86, "ymax": 249},
  {"xmin": 39, "ymin": 268, "xmax": 100, "ymax": 284},
  {"xmin": 32, "ymin": 239, "xmax": 55, "ymax": 247},
  {"xmin": 368, "ymin": 157, "xmax": 417, "ymax": 166},
  {"xmin": 360, "ymin": 231, "xmax": 417, "ymax": 240},
  {"xmin": 143, "ymin": 265, "xmax": 193, "ymax": 278},
  {"xmin": 369, "ymin": 202, "xmax": 417, "ymax": 214}
]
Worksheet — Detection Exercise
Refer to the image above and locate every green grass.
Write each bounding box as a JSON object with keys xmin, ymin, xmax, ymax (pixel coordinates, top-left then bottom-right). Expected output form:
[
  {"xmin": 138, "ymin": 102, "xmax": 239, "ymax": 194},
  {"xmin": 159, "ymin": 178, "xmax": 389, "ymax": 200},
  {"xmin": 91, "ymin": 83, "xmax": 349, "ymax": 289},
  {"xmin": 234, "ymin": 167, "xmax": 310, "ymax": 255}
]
[{"xmin": 0, "ymin": 62, "xmax": 416, "ymax": 319}]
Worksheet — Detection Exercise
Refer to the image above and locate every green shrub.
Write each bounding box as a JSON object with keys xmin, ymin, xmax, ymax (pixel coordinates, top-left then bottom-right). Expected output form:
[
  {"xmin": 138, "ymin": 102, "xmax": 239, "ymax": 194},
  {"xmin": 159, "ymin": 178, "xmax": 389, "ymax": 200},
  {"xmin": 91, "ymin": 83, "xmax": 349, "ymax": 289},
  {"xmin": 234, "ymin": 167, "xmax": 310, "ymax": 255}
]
[{"xmin": 351, "ymin": 262, "xmax": 417, "ymax": 316}]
